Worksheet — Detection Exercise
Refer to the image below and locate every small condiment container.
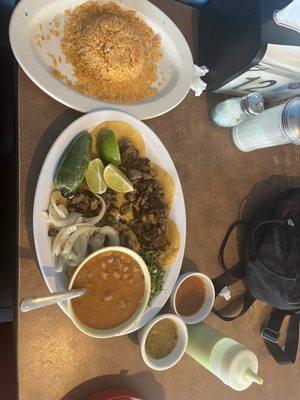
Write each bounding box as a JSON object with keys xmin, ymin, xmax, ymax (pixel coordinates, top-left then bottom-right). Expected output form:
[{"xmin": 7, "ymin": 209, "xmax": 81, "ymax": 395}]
[
  {"xmin": 211, "ymin": 92, "xmax": 264, "ymax": 128},
  {"xmin": 138, "ymin": 313, "xmax": 188, "ymax": 371},
  {"xmin": 170, "ymin": 272, "xmax": 215, "ymax": 324}
]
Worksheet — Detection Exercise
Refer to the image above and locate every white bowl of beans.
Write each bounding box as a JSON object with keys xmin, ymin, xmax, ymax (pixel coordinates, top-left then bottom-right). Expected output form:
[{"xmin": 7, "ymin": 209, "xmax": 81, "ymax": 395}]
[{"xmin": 67, "ymin": 246, "xmax": 151, "ymax": 338}]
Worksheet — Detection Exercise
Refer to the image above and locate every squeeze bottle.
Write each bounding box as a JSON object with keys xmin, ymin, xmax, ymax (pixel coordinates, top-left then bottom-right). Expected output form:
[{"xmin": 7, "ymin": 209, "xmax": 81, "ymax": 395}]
[{"xmin": 186, "ymin": 323, "xmax": 263, "ymax": 391}]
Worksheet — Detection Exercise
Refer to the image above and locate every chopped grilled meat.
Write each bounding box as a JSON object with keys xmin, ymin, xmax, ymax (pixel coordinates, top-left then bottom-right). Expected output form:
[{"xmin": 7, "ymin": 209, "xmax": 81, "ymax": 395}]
[
  {"xmin": 61, "ymin": 188, "xmax": 75, "ymax": 199},
  {"xmin": 114, "ymin": 140, "xmax": 170, "ymax": 255},
  {"xmin": 78, "ymin": 201, "xmax": 89, "ymax": 212},
  {"xmin": 147, "ymin": 213, "xmax": 156, "ymax": 224},
  {"xmin": 72, "ymin": 193, "xmax": 86, "ymax": 205},
  {"xmin": 48, "ymin": 227, "xmax": 58, "ymax": 237},
  {"xmin": 142, "ymin": 171, "xmax": 153, "ymax": 180},
  {"xmin": 97, "ymin": 214, "xmax": 115, "ymax": 227},
  {"xmin": 119, "ymin": 202, "xmax": 131, "ymax": 215},
  {"xmin": 107, "ymin": 204, "xmax": 118, "ymax": 214},
  {"xmin": 90, "ymin": 198, "xmax": 99, "ymax": 210},
  {"xmin": 119, "ymin": 140, "xmax": 139, "ymax": 162},
  {"xmin": 65, "ymin": 190, "xmax": 105, "ymax": 218},
  {"xmin": 125, "ymin": 191, "xmax": 136, "ymax": 202},
  {"xmin": 127, "ymin": 169, "xmax": 143, "ymax": 181},
  {"xmin": 102, "ymin": 189, "xmax": 117, "ymax": 210},
  {"xmin": 102, "ymin": 189, "xmax": 117, "ymax": 202}
]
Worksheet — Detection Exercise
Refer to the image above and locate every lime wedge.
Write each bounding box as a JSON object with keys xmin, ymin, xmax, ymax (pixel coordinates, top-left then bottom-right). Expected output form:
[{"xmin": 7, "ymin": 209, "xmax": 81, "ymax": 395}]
[
  {"xmin": 103, "ymin": 164, "xmax": 134, "ymax": 193},
  {"xmin": 97, "ymin": 129, "xmax": 121, "ymax": 165},
  {"xmin": 85, "ymin": 158, "xmax": 107, "ymax": 194}
]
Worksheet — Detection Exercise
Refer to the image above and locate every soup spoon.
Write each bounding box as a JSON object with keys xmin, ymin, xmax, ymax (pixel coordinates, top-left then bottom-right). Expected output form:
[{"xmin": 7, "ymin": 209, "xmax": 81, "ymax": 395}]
[{"xmin": 20, "ymin": 288, "xmax": 86, "ymax": 312}]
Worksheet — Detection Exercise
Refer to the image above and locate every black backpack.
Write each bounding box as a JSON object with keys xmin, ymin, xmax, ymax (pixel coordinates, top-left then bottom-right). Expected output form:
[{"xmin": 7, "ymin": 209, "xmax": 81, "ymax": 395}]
[{"xmin": 212, "ymin": 188, "xmax": 300, "ymax": 365}]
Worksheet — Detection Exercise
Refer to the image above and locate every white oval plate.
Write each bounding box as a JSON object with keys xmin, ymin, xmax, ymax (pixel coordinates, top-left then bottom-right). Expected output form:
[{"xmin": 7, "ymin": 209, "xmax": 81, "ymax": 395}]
[
  {"xmin": 33, "ymin": 109, "xmax": 186, "ymax": 334},
  {"xmin": 9, "ymin": 0, "xmax": 194, "ymax": 120}
]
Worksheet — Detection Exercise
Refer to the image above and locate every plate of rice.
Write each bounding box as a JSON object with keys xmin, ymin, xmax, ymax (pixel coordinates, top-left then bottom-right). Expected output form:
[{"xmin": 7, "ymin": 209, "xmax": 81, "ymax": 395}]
[{"xmin": 9, "ymin": 0, "xmax": 194, "ymax": 120}]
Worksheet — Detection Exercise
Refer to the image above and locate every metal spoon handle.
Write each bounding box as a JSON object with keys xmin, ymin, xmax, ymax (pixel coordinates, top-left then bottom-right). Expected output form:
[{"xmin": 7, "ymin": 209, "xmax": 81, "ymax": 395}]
[{"xmin": 20, "ymin": 288, "xmax": 86, "ymax": 312}]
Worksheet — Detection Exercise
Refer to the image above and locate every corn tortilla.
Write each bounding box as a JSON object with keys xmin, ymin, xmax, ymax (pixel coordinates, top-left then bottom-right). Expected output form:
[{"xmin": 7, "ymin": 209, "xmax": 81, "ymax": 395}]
[
  {"xmin": 158, "ymin": 219, "xmax": 180, "ymax": 269},
  {"xmin": 151, "ymin": 162, "xmax": 175, "ymax": 211}
]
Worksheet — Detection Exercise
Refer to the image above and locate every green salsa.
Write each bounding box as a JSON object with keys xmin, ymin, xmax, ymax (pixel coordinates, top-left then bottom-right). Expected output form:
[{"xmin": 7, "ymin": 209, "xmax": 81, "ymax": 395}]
[{"xmin": 145, "ymin": 318, "xmax": 178, "ymax": 360}]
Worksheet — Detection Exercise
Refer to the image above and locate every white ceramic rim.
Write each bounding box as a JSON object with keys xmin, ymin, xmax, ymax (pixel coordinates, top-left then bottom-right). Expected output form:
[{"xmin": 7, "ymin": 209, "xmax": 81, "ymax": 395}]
[
  {"xmin": 67, "ymin": 246, "xmax": 151, "ymax": 338},
  {"xmin": 32, "ymin": 109, "xmax": 186, "ymax": 334},
  {"xmin": 9, "ymin": 0, "xmax": 194, "ymax": 120},
  {"xmin": 170, "ymin": 272, "xmax": 215, "ymax": 324},
  {"xmin": 139, "ymin": 313, "xmax": 188, "ymax": 371}
]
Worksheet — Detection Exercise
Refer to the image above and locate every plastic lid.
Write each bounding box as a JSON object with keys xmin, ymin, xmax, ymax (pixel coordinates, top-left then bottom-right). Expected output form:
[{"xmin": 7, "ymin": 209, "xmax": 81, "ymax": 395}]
[
  {"xmin": 218, "ymin": 344, "xmax": 261, "ymax": 391},
  {"xmin": 282, "ymin": 96, "xmax": 300, "ymax": 144},
  {"xmin": 244, "ymin": 369, "xmax": 264, "ymax": 386},
  {"xmin": 242, "ymin": 93, "xmax": 264, "ymax": 116}
]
